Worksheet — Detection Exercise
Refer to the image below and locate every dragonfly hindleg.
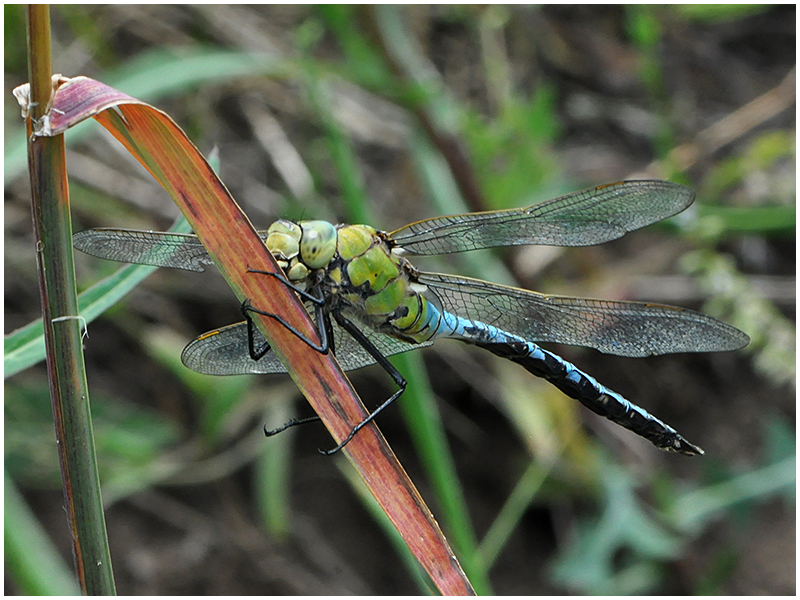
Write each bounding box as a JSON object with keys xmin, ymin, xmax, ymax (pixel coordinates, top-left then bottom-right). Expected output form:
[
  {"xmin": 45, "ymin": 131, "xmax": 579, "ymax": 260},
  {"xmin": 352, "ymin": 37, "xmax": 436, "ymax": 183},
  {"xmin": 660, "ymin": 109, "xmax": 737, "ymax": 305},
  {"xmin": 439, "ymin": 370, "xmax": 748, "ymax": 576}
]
[
  {"xmin": 257, "ymin": 310, "xmax": 407, "ymax": 451},
  {"xmin": 318, "ymin": 312, "xmax": 408, "ymax": 455}
]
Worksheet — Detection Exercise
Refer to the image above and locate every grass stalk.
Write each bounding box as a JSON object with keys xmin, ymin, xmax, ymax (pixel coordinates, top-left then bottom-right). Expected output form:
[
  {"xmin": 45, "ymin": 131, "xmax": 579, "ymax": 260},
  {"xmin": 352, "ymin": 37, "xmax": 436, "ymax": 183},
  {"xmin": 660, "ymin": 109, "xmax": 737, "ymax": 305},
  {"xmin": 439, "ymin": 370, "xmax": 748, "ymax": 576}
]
[{"xmin": 23, "ymin": 5, "xmax": 115, "ymax": 594}]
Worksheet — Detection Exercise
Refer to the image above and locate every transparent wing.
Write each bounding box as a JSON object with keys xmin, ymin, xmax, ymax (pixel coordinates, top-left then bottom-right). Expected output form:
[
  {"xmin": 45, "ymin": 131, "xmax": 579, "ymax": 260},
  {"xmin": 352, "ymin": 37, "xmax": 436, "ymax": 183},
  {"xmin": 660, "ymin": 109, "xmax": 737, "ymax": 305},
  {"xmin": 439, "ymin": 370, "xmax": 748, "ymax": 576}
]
[
  {"xmin": 181, "ymin": 317, "xmax": 431, "ymax": 375},
  {"xmin": 389, "ymin": 180, "xmax": 694, "ymax": 255},
  {"xmin": 419, "ymin": 272, "xmax": 750, "ymax": 357},
  {"xmin": 73, "ymin": 228, "xmax": 271, "ymax": 272}
]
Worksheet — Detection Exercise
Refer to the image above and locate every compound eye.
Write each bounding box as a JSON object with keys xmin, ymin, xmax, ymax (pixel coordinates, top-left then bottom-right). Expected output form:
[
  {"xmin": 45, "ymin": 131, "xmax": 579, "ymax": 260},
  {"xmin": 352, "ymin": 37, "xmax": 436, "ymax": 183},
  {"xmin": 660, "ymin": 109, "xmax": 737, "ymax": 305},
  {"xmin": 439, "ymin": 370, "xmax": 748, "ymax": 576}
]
[
  {"xmin": 299, "ymin": 221, "xmax": 337, "ymax": 270},
  {"xmin": 266, "ymin": 232, "xmax": 299, "ymax": 261},
  {"xmin": 266, "ymin": 220, "xmax": 302, "ymax": 261}
]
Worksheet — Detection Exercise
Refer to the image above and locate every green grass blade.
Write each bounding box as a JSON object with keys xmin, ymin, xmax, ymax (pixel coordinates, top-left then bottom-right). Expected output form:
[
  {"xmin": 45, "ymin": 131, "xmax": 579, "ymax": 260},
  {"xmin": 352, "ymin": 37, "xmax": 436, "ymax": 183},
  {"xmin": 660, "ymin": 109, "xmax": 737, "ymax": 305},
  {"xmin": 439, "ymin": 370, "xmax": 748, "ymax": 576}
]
[
  {"xmin": 4, "ymin": 472, "xmax": 81, "ymax": 595},
  {"xmin": 393, "ymin": 351, "xmax": 493, "ymax": 595}
]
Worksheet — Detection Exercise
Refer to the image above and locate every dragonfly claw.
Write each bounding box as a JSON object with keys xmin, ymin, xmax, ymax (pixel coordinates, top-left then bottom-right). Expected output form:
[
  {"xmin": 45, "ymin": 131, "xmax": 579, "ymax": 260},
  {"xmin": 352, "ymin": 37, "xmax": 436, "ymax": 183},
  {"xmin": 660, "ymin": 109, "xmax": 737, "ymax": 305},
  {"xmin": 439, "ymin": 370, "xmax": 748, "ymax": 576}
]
[{"xmin": 263, "ymin": 416, "xmax": 320, "ymax": 437}]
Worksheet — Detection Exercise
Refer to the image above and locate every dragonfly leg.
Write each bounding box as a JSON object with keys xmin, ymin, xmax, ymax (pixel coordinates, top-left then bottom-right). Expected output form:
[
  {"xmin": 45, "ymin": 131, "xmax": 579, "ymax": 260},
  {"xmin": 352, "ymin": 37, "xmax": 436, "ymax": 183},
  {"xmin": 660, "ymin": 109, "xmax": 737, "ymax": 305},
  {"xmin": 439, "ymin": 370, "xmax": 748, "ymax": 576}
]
[
  {"xmin": 252, "ymin": 301, "xmax": 330, "ymax": 435},
  {"xmin": 318, "ymin": 312, "xmax": 408, "ymax": 455},
  {"xmin": 263, "ymin": 416, "xmax": 321, "ymax": 437},
  {"xmin": 243, "ymin": 272, "xmax": 338, "ymax": 439},
  {"xmin": 246, "ymin": 267, "xmax": 324, "ymax": 305},
  {"xmin": 257, "ymin": 299, "xmax": 336, "ymax": 438},
  {"xmin": 324, "ymin": 306, "xmax": 336, "ymax": 356},
  {"xmin": 242, "ymin": 300, "xmax": 273, "ymax": 361},
  {"xmin": 241, "ymin": 298, "xmax": 330, "ymax": 354},
  {"xmin": 244, "ymin": 266, "xmax": 330, "ymax": 354}
]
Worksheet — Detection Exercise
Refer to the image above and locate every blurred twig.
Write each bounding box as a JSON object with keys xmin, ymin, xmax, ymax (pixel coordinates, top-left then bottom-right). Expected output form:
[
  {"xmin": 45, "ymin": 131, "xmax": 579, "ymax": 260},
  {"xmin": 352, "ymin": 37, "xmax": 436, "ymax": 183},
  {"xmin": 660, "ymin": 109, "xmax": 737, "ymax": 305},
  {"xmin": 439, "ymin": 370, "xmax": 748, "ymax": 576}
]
[{"xmin": 644, "ymin": 67, "xmax": 796, "ymax": 176}]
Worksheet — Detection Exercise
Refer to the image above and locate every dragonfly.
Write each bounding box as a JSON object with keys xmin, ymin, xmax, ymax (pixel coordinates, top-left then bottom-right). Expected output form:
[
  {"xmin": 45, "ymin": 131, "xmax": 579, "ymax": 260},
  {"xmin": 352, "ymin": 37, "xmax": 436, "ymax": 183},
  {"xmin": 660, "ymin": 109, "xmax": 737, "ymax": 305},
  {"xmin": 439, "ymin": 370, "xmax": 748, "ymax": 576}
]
[{"xmin": 73, "ymin": 180, "xmax": 749, "ymax": 456}]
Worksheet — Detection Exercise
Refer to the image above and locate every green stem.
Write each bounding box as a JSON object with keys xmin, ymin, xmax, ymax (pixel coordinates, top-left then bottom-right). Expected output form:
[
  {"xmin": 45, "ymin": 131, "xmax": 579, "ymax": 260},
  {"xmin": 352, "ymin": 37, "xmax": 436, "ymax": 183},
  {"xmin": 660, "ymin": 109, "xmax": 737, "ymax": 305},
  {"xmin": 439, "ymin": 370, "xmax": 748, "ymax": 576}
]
[{"xmin": 25, "ymin": 6, "xmax": 115, "ymax": 594}]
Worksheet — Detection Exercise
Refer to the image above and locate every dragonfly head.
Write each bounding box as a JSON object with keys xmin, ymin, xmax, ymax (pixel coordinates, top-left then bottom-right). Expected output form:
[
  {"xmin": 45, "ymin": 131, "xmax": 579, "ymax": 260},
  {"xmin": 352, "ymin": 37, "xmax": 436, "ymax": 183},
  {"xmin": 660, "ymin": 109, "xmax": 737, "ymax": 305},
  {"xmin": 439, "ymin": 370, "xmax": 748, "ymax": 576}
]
[{"xmin": 265, "ymin": 219, "xmax": 337, "ymax": 277}]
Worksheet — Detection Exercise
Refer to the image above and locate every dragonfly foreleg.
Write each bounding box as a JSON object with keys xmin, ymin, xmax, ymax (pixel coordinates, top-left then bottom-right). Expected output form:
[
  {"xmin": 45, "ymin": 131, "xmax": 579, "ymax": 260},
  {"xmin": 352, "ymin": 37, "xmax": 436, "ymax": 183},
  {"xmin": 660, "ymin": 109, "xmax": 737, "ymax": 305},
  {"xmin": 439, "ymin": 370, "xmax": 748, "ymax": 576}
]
[
  {"xmin": 263, "ymin": 416, "xmax": 321, "ymax": 437},
  {"xmin": 246, "ymin": 267, "xmax": 324, "ymax": 305},
  {"xmin": 318, "ymin": 312, "xmax": 408, "ymax": 455}
]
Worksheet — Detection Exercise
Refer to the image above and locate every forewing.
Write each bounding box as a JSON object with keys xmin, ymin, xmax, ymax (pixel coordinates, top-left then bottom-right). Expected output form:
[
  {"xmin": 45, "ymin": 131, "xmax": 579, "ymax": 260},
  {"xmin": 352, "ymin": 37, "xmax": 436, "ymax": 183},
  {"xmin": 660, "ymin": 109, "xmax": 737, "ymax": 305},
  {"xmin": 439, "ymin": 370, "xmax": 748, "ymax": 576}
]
[
  {"xmin": 419, "ymin": 272, "xmax": 749, "ymax": 357},
  {"xmin": 389, "ymin": 180, "xmax": 694, "ymax": 255},
  {"xmin": 73, "ymin": 228, "xmax": 271, "ymax": 272}
]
